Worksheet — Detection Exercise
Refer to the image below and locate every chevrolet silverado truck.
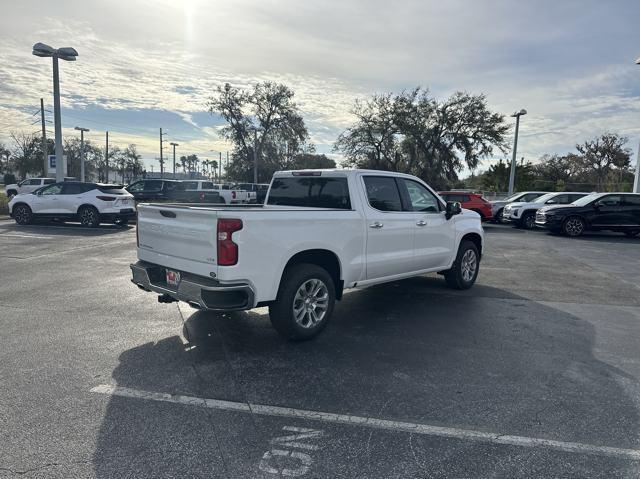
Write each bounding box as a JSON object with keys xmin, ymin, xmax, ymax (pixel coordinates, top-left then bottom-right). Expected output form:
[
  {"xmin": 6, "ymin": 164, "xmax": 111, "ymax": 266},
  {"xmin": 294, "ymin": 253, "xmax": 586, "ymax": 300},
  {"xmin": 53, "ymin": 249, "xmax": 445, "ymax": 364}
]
[{"xmin": 131, "ymin": 169, "xmax": 484, "ymax": 340}]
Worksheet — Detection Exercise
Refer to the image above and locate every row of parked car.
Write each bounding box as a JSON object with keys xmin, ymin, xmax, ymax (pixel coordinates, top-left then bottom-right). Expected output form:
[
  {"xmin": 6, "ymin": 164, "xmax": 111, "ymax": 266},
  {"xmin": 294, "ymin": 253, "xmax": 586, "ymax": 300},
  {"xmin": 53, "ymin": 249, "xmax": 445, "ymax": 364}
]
[
  {"xmin": 5, "ymin": 177, "xmax": 271, "ymax": 227},
  {"xmin": 441, "ymin": 189, "xmax": 640, "ymax": 238}
]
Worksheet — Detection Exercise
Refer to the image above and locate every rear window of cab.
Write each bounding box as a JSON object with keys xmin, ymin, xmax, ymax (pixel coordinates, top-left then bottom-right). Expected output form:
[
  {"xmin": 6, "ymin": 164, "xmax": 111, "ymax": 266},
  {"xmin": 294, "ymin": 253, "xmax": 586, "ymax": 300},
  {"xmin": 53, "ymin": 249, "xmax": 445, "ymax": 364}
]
[{"xmin": 267, "ymin": 177, "xmax": 351, "ymax": 209}]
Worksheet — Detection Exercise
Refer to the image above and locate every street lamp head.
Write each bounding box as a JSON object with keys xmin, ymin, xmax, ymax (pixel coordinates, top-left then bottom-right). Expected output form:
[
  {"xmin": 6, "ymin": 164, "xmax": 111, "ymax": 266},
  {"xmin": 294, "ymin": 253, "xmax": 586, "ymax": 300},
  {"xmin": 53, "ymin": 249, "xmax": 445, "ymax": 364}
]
[
  {"xmin": 170, "ymin": 142, "xmax": 179, "ymax": 147},
  {"xmin": 32, "ymin": 42, "xmax": 55, "ymax": 57},
  {"xmin": 32, "ymin": 43, "xmax": 78, "ymax": 60},
  {"xmin": 57, "ymin": 47, "xmax": 79, "ymax": 61},
  {"xmin": 74, "ymin": 126, "xmax": 90, "ymax": 132},
  {"xmin": 511, "ymin": 109, "xmax": 527, "ymax": 118}
]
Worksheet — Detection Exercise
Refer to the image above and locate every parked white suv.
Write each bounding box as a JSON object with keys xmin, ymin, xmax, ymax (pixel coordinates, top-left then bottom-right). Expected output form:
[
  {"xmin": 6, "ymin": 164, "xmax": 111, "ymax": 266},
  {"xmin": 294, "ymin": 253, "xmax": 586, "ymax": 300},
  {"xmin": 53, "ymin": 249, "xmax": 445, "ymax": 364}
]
[
  {"xmin": 131, "ymin": 169, "xmax": 484, "ymax": 340},
  {"xmin": 5, "ymin": 178, "xmax": 56, "ymax": 197},
  {"xmin": 503, "ymin": 192, "xmax": 589, "ymax": 229},
  {"xmin": 9, "ymin": 181, "xmax": 136, "ymax": 227}
]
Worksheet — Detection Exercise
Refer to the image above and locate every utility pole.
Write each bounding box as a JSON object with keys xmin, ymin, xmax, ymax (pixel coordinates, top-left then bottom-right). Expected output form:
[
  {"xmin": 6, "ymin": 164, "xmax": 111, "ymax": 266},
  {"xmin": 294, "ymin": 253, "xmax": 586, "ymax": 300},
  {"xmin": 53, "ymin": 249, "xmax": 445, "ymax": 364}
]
[
  {"xmin": 508, "ymin": 109, "xmax": 527, "ymax": 196},
  {"xmin": 226, "ymin": 151, "xmax": 229, "ymax": 181},
  {"xmin": 74, "ymin": 127, "xmax": 89, "ymax": 182},
  {"xmin": 170, "ymin": 142, "xmax": 179, "ymax": 177},
  {"xmin": 252, "ymin": 129, "xmax": 258, "ymax": 184},
  {"xmin": 40, "ymin": 98, "xmax": 48, "ymax": 176},
  {"xmin": 219, "ymin": 152, "xmax": 222, "ymax": 181},
  {"xmin": 634, "ymin": 140, "xmax": 640, "ymax": 194},
  {"xmin": 159, "ymin": 128, "xmax": 166, "ymax": 178},
  {"xmin": 105, "ymin": 131, "xmax": 109, "ymax": 182}
]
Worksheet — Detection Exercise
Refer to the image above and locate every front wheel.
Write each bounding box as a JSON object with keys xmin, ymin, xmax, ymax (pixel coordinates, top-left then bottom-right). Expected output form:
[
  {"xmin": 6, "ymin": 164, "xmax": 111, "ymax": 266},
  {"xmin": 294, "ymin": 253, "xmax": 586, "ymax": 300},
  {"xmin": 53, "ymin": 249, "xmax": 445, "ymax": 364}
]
[
  {"xmin": 562, "ymin": 216, "xmax": 585, "ymax": 237},
  {"xmin": 444, "ymin": 241, "xmax": 480, "ymax": 290},
  {"xmin": 269, "ymin": 264, "xmax": 335, "ymax": 341},
  {"xmin": 79, "ymin": 206, "xmax": 100, "ymax": 228},
  {"xmin": 522, "ymin": 211, "xmax": 536, "ymax": 230},
  {"xmin": 13, "ymin": 204, "xmax": 33, "ymax": 225}
]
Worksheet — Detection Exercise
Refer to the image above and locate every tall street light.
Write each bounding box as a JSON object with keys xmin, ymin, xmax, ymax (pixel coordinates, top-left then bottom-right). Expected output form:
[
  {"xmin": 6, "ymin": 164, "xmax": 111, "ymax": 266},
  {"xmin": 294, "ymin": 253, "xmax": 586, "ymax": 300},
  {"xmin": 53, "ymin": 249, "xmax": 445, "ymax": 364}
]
[
  {"xmin": 634, "ymin": 58, "xmax": 640, "ymax": 193},
  {"xmin": 32, "ymin": 42, "xmax": 78, "ymax": 183},
  {"xmin": 170, "ymin": 142, "xmax": 179, "ymax": 178},
  {"xmin": 508, "ymin": 109, "xmax": 527, "ymax": 196},
  {"xmin": 74, "ymin": 127, "xmax": 90, "ymax": 182}
]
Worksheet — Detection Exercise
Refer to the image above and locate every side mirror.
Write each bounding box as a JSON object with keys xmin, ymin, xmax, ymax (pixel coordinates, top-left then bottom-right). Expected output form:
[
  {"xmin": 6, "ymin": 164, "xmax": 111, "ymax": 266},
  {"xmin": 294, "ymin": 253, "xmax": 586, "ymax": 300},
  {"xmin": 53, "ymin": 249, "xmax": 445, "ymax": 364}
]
[
  {"xmin": 445, "ymin": 201, "xmax": 462, "ymax": 220},
  {"xmin": 593, "ymin": 201, "xmax": 602, "ymax": 209}
]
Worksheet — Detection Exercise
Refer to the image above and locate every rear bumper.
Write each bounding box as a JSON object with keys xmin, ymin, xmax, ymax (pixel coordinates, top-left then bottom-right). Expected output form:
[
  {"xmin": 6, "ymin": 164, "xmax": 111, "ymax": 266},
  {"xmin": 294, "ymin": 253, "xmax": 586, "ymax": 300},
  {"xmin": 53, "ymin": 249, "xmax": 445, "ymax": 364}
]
[{"xmin": 130, "ymin": 260, "xmax": 255, "ymax": 311}]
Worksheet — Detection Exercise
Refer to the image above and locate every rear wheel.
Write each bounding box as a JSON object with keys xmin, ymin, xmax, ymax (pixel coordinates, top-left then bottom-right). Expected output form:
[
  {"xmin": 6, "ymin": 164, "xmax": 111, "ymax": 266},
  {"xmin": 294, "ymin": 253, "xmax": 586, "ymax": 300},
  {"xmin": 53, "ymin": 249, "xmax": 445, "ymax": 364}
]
[
  {"xmin": 444, "ymin": 241, "xmax": 480, "ymax": 290},
  {"xmin": 269, "ymin": 264, "xmax": 335, "ymax": 341},
  {"xmin": 79, "ymin": 205, "xmax": 100, "ymax": 228},
  {"xmin": 13, "ymin": 204, "xmax": 32, "ymax": 225},
  {"xmin": 562, "ymin": 216, "xmax": 585, "ymax": 237},
  {"xmin": 494, "ymin": 208, "xmax": 504, "ymax": 223}
]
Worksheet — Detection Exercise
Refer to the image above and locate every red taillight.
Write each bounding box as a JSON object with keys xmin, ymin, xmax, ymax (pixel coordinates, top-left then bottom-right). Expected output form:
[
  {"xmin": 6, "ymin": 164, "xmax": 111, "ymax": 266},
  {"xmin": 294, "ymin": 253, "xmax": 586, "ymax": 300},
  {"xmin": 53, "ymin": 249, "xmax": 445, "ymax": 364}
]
[
  {"xmin": 217, "ymin": 218, "xmax": 242, "ymax": 266},
  {"xmin": 96, "ymin": 196, "xmax": 115, "ymax": 201},
  {"xmin": 199, "ymin": 192, "xmax": 205, "ymax": 201},
  {"xmin": 232, "ymin": 191, "xmax": 236, "ymax": 200}
]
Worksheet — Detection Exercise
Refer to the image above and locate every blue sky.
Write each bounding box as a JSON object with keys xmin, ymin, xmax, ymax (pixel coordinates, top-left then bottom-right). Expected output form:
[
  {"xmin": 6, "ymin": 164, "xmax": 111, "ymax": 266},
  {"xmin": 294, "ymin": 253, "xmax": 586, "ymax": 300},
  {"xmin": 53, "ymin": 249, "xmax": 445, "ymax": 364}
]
[{"xmin": 1, "ymin": 0, "xmax": 639, "ymax": 175}]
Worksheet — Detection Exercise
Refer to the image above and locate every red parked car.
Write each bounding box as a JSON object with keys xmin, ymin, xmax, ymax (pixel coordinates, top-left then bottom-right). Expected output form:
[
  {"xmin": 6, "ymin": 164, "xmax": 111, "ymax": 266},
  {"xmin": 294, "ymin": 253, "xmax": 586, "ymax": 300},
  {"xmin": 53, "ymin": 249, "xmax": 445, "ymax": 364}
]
[{"xmin": 438, "ymin": 191, "xmax": 493, "ymax": 221}]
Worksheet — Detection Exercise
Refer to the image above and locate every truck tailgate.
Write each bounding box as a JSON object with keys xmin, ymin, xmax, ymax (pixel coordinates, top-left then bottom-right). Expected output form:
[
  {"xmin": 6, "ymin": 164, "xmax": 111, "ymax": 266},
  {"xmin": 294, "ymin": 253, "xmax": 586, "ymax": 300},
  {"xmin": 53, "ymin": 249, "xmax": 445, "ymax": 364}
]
[{"xmin": 137, "ymin": 204, "xmax": 218, "ymax": 278}]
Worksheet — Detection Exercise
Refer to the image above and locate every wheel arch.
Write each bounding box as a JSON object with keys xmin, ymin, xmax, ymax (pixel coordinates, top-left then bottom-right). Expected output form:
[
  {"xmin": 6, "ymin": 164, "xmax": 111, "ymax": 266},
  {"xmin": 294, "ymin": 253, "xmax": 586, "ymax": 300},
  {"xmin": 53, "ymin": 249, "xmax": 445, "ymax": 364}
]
[
  {"xmin": 281, "ymin": 249, "xmax": 344, "ymax": 300},
  {"xmin": 76, "ymin": 203, "xmax": 99, "ymax": 215},
  {"xmin": 11, "ymin": 201, "xmax": 31, "ymax": 214},
  {"xmin": 460, "ymin": 232, "xmax": 483, "ymax": 257}
]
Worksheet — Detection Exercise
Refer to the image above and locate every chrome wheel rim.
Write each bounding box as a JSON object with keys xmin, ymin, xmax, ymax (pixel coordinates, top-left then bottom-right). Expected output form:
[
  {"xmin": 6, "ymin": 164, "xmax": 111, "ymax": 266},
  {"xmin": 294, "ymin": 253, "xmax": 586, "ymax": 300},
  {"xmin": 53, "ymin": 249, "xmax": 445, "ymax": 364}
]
[
  {"xmin": 292, "ymin": 279, "xmax": 329, "ymax": 328},
  {"xmin": 15, "ymin": 206, "xmax": 29, "ymax": 223},
  {"xmin": 81, "ymin": 208, "xmax": 96, "ymax": 225},
  {"xmin": 565, "ymin": 218, "xmax": 583, "ymax": 236},
  {"xmin": 461, "ymin": 249, "xmax": 477, "ymax": 282}
]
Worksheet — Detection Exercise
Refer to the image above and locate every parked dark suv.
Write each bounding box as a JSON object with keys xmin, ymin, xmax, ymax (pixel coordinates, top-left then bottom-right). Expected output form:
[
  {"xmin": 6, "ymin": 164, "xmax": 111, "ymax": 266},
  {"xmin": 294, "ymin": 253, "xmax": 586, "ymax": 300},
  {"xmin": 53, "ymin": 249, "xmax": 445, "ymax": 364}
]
[
  {"xmin": 126, "ymin": 179, "xmax": 222, "ymax": 203},
  {"xmin": 535, "ymin": 192, "xmax": 640, "ymax": 237}
]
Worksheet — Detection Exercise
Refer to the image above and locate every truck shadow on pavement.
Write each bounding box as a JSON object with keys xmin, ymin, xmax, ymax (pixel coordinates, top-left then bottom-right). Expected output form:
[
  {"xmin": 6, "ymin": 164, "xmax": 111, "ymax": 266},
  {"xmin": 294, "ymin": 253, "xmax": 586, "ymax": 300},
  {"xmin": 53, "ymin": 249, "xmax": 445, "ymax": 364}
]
[
  {"xmin": 0, "ymin": 221, "xmax": 133, "ymax": 236},
  {"xmin": 93, "ymin": 280, "xmax": 640, "ymax": 478}
]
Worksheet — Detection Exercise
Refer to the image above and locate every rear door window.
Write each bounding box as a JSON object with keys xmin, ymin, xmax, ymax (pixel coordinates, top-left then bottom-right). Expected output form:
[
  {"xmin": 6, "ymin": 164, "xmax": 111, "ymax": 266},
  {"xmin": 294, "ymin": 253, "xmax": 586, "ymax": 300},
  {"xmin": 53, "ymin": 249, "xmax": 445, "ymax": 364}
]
[
  {"xmin": 363, "ymin": 176, "xmax": 402, "ymax": 212},
  {"xmin": 623, "ymin": 195, "xmax": 640, "ymax": 206},
  {"xmin": 267, "ymin": 176, "xmax": 351, "ymax": 209},
  {"xmin": 61, "ymin": 183, "xmax": 85, "ymax": 195},
  {"xmin": 144, "ymin": 180, "xmax": 164, "ymax": 192},
  {"xmin": 202, "ymin": 182, "xmax": 215, "ymax": 189},
  {"xmin": 183, "ymin": 181, "xmax": 199, "ymax": 190}
]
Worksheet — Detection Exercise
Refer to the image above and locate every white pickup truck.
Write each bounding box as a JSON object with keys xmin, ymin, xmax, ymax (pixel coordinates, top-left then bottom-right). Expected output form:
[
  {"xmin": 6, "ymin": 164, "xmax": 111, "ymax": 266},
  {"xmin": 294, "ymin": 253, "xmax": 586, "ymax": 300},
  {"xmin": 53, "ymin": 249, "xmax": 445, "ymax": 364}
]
[
  {"xmin": 182, "ymin": 180, "xmax": 249, "ymax": 204},
  {"xmin": 131, "ymin": 169, "xmax": 484, "ymax": 340}
]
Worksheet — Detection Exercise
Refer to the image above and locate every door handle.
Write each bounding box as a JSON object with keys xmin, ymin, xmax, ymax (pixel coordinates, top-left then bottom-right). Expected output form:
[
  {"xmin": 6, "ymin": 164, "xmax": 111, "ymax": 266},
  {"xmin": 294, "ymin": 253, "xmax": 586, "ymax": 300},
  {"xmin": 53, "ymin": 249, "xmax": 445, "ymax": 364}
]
[
  {"xmin": 369, "ymin": 222, "xmax": 384, "ymax": 229},
  {"xmin": 416, "ymin": 220, "xmax": 427, "ymax": 227}
]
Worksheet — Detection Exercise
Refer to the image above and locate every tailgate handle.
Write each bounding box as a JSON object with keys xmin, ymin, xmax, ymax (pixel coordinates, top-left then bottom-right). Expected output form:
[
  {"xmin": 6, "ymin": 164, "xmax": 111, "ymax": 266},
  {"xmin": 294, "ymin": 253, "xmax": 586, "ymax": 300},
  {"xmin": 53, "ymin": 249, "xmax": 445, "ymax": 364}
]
[{"xmin": 159, "ymin": 210, "xmax": 177, "ymax": 218}]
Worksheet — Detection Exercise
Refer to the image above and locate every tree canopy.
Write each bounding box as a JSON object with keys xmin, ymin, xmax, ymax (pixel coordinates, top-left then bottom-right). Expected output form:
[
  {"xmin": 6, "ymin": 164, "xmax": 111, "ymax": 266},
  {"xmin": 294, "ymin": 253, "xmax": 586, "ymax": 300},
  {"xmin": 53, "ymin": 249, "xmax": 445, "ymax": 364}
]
[
  {"xmin": 334, "ymin": 88, "xmax": 510, "ymax": 189},
  {"xmin": 208, "ymin": 81, "xmax": 311, "ymax": 182}
]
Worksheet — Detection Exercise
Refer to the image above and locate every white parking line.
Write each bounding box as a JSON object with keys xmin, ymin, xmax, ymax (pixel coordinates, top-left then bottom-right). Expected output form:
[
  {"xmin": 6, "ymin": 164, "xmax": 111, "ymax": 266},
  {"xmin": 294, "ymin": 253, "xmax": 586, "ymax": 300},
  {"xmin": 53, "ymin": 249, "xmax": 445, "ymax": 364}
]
[
  {"xmin": 91, "ymin": 384, "xmax": 640, "ymax": 461},
  {"xmin": 0, "ymin": 233, "xmax": 55, "ymax": 239}
]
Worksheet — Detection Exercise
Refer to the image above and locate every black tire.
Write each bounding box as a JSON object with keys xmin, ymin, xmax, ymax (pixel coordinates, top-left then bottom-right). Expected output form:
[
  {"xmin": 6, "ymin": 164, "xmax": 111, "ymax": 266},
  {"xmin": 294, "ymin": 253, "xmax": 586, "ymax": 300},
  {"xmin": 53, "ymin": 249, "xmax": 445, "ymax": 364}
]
[
  {"xmin": 493, "ymin": 208, "xmax": 504, "ymax": 223},
  {"xmin": 562, "ymin": 216, "xmax": 585, "ymax": 237},
  {"xmin": 444, "ymin": 240, "xmax": 480, "ymax": 290},
  {"xmin": 79, "ymin": 205, "xmax": 100, "ymax": 228},
  {"xmin": 521, "ymin": 211, "xmax": 536, "ymax": 230},
  {"xmin": 7, "ymin": 190, "xmax": 18, "ymax": 198},
  {"xmin": 269, "ymin": 263, "xmax": 336, "ymax": 341},
  {"xmin": 623, "ymin": 230, "xmax": 639, "ymax": 238},
  {"xmin": 13, "ymin": 204, "xmax": 33, "ymax": 225}
]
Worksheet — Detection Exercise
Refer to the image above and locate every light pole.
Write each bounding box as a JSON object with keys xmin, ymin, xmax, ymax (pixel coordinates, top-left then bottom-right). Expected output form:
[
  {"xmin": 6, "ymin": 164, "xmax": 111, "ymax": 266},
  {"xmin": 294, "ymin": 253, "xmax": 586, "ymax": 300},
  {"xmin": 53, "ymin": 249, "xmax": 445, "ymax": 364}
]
[
  {"xmin": 74, "ymin": 127, "xmax": 89, "ymax": 182},
  {"xmin": 248, "ymin": 127, "xmax": 260, "ymax": 184},
  {"xmin": 170, "ymin": 142, "xmax": 179, "ymax": 178},
  {"xmin": 508, "ymin": 109, "xmax": 527, "ymax": 196},
  {"xmin": 634, "ymin": 58, "xmax": 640, "ymax": 193},
  {"xmin": 32, "ymin": 43, "xmax": 78, "ymax": 183}
]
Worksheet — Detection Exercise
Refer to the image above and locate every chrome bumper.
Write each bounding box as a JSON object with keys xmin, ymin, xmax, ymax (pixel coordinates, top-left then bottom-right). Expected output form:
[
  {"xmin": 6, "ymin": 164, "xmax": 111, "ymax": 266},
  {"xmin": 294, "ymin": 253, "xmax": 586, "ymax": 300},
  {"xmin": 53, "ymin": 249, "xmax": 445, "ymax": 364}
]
[{"xmin": 130, "ymin": 261, "xmax": 255, "ymax": 311}]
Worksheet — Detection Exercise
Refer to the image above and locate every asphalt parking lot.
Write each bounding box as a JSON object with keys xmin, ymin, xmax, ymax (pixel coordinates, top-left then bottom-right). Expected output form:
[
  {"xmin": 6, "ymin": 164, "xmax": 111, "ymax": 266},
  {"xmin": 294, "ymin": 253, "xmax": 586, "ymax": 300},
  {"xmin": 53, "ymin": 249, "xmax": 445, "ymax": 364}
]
[{"xmin": 1, "ymin": 220, "xmax": 639, "ymax": 478}]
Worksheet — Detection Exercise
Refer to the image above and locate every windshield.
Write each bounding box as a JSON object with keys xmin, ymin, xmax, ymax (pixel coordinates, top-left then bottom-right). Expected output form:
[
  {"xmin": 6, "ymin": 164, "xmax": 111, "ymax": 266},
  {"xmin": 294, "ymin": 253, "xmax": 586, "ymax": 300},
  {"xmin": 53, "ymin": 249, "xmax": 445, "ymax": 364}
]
[
  {"xmin": 571, "ymin": 193, "xmax": 601, "ymax": 207},
  {"xmin": 532, "ymin": 193, "xmax": 556, "ymax": 204}
]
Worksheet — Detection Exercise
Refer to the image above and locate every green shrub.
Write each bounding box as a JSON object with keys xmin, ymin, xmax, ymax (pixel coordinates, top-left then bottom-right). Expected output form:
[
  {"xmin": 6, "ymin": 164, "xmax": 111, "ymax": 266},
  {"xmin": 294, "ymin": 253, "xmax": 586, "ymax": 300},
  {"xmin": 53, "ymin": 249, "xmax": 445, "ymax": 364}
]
[{"xmin": 0, "ymin": 192, "xmax": 9, "ymax": 215}]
